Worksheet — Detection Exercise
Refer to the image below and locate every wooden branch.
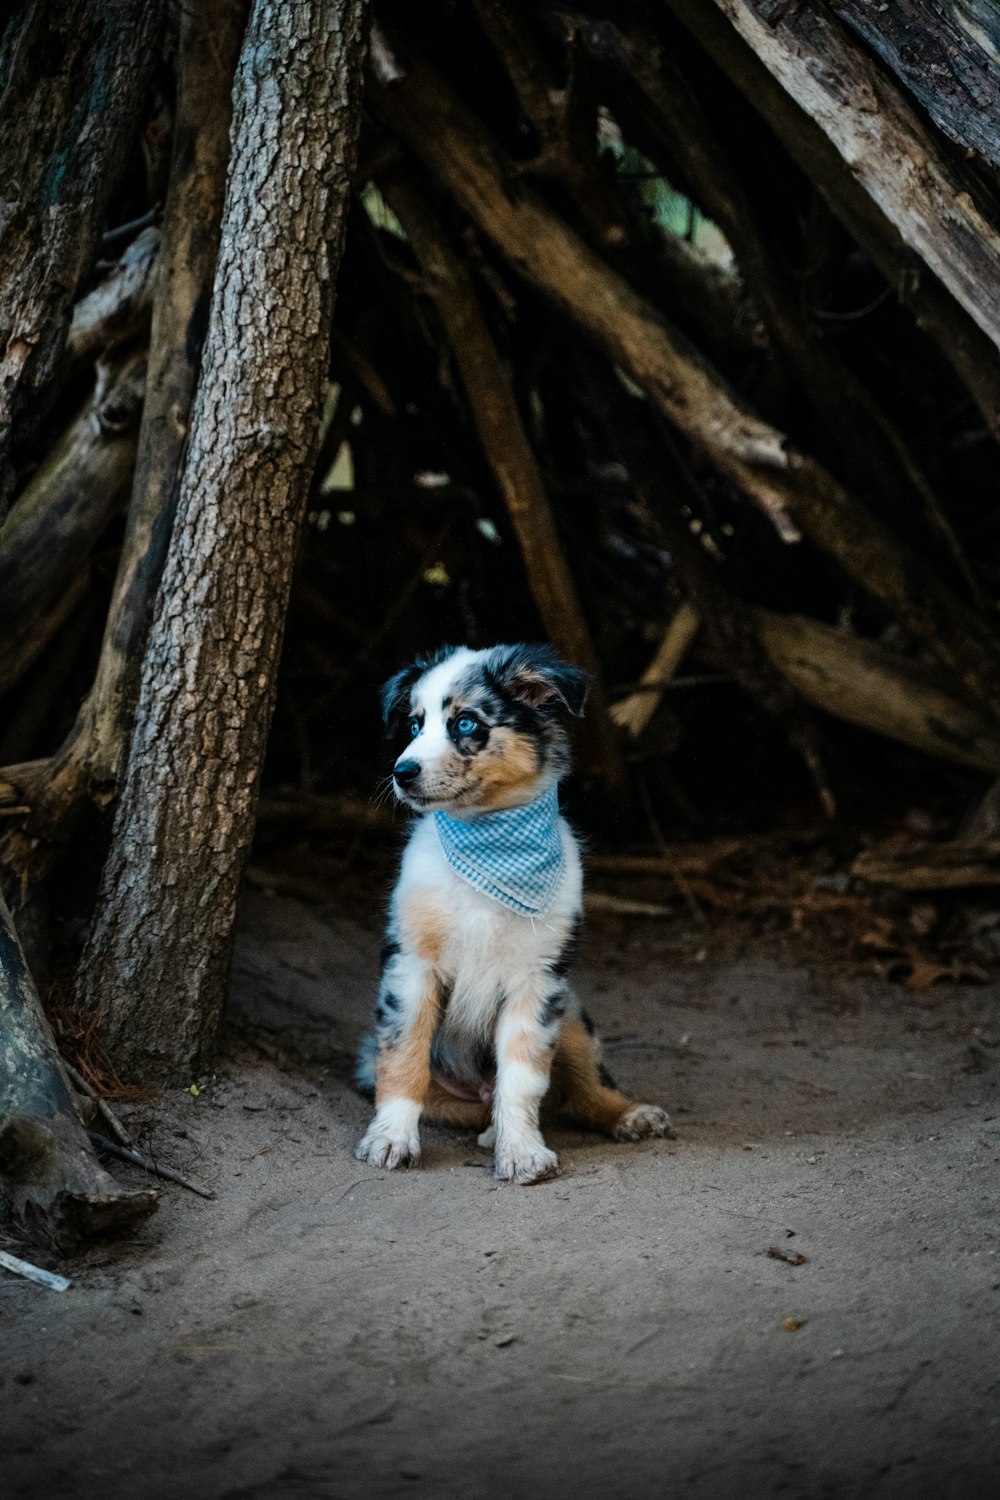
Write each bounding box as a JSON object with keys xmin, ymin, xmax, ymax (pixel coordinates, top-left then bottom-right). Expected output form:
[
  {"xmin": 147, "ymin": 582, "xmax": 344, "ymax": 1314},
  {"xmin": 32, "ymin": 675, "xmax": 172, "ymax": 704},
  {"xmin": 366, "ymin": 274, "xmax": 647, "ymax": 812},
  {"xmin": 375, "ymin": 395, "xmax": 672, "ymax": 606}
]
[
  {"xmin": 90, "ymin": 1134, "xmax": 215, "ymax": 1199},
  {"xmin": 755, "ymin": 611, "xmax": 1000, "ymax": 775},
  {"xmin": 0, "ymin": 353, "xmax": 145, "ymax": 701},
  {"xmin": 0, "ymin": 570, "xmax": 91, "ymax": 705},
  {"xmin": 660, "ymin": 0, "xmax": 1000, "ymax": 436},
  {"xmin": 829, "ymin": 1, "xmax": 1000, "ymax": 172},
  {"xmin": 0, "ymin": 887, "xmax": 157, "ymax": 1246},
  {"xmin": 65, "ymin": 226, "xmax": 160, "ymax": 368},
  {"xmin": 62, "ymin": 1061, "xmax": 133, "ymax": 1148},
  {"xmin": 704, "ymin": 2, "xmax": 1000, "ymax": 351},
  {"xmin": 470, "ymin": 1, "xmax": 628, "ymax": 247},
  {"xmin": 370, "ymin": 50, "xmax": 1000, "ymax": 721},
  {"xmin": 611, "ymin": 601, "xmax": 700, "ymax": 737},
  {"xmin": 852, "ymin": 841, "xmax": 1000, "ymax": 890},
  {"xmin": 378, "ymin": 169, "xmax": 625, "ymax": 783},
  {"xmin": 583, "ymin": 14, "xmax": 982, "ymax": 601},
  {"xmin": 0, "ymin": 0, "xmax": 162, "ymax": 507}
]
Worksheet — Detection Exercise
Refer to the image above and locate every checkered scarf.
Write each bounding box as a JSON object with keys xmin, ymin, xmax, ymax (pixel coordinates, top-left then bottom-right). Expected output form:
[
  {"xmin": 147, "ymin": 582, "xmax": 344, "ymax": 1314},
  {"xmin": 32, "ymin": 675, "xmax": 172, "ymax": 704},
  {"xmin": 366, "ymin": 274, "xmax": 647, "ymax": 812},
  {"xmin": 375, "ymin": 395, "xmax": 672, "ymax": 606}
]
[{"xmin": 434, "ymin": 786, "xmax": 565, "ymax": 916}]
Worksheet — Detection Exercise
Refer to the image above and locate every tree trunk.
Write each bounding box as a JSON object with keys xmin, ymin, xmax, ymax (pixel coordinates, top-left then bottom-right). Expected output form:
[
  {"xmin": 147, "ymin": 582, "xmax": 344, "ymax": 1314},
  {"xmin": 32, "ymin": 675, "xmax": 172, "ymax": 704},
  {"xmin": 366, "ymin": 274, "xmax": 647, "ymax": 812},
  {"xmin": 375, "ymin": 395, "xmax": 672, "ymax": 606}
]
[
  {"xmin": 0, "ymin": 889, "xmax": 157, "ymax": 1247},
  {"xmin": 74, "ymin": 0, "xmax": 370, "ymax": 1082},
  {"xmin": 0, "ymin": 0, "xmax": 162, "ymax": 508}
]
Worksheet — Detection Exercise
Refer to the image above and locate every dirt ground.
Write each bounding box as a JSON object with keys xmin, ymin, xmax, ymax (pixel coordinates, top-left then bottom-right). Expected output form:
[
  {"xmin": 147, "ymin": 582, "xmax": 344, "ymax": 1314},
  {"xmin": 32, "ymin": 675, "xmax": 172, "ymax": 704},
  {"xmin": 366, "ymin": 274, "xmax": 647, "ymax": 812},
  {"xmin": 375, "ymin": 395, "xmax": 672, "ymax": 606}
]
[{"xmin": 2, "ymin": 881, "xmax": 999, "ymax": 1500}]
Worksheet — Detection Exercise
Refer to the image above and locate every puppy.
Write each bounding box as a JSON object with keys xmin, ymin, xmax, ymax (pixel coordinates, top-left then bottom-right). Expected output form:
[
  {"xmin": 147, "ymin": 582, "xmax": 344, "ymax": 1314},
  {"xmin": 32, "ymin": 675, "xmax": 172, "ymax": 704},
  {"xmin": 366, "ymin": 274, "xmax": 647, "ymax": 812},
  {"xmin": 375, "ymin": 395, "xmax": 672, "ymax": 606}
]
[{"xmin": 355, "ymin": 643, "xmax": 673, "ymax": 1184}]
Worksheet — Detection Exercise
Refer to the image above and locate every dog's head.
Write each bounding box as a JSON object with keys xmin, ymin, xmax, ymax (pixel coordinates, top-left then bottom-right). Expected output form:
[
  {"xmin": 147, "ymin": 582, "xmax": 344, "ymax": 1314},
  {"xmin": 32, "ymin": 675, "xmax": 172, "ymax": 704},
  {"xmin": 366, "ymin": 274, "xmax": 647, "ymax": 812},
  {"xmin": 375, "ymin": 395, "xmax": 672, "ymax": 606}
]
[{"xmin": 380, "ymin": 644, "xmax": 588, "ymax": 813}]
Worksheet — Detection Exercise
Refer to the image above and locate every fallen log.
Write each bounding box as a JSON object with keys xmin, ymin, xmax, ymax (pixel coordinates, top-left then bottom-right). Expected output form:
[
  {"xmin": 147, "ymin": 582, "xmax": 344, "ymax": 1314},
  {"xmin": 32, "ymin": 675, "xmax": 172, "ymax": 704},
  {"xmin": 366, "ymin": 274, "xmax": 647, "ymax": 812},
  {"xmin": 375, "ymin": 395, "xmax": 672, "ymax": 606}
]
[
  {"xmin": 370, "ymin": 48, "xmax": 1000, "ymax": 722},
  {"xmin": 754, "ymin": 612, "xmax": 1000, "ymax": 777},
  {"xmin": 829, "ymin": 1, "xmax": 1000, "ymax": 175},
  {"xmin": 852, "ymin": 842, "xmax": 1000, "ymax": 890},
  {"xmin": 0, "ymin": 888, "xmax": 157, "ymax": 1246}
]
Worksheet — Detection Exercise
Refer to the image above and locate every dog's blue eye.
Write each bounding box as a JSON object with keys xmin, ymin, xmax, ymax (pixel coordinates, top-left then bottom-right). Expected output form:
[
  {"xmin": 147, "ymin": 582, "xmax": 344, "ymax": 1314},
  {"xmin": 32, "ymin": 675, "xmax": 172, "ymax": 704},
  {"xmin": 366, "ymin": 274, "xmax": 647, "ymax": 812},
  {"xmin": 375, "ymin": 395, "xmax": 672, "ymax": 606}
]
[
  {"xmin": 456, "ymin": 716, "xmax": 477, "ymax": 735},
  {"xmin": 409, "ymin": 718, "xmax": 420, "ymax": 739}
]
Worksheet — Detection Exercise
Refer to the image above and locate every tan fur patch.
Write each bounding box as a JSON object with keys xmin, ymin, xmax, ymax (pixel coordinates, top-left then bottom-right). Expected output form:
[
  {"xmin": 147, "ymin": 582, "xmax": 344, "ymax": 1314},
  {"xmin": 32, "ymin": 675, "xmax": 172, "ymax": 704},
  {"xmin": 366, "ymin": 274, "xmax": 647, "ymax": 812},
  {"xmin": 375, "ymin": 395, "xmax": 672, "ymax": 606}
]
[
  {"xmin": 376, "ymin": 975, "xmax": 439, "ymax": 1106},
  {"xmin": 400, "ymin": 890, "xmax": 447, "ymax": 964},
  {"xmin": 472, "ymin": 727, "xmax": 540, "ymax": 811},
  {"xmin": 421, "ymin": 1079, "xmax": 491, "ymax": 1129},
  {"xmin": 505, "ymin": 1027, "xmax": 548, "ymax": 1071},
  {"xmin": 548, "ymin": 1017, "xmax": 636, "ymax": 1134}
]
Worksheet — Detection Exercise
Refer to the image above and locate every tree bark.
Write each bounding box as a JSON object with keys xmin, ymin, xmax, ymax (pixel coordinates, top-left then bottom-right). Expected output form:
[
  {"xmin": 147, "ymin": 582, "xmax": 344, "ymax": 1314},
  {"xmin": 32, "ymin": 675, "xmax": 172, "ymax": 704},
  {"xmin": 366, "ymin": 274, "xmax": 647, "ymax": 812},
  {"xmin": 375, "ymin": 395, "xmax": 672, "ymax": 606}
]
[
  {"xmin": 0, "ymin": 889, "xmax": 157, "ymax": 1247},
  {"xmin": 694, "ymin": 1, "xmax": 1000, "ymax": 354},
  {"xmin": 658, "ymin": 0, "xmax": 1000, "ymax": 437},
  {"xmin": 829, "ymin": 1, "xmax": 1000, "ymax": 172},
  {"xmin": 379, "ymin": 171, "xmax": 624, "ymax": 783},
  {"xmin": 370, "ymin": 50, "xmax": 1000, "ymax": 722},
  {"xmin": 74, "ymin": 0, "xmax": 370, "ymax": 1082},
  {"xmin": 0, "ymin": 0, "xmax": 162, "ymax": 508},
  {"xmin": 64, "ymin": 227, "xmax": 160, "ymax": 370}
]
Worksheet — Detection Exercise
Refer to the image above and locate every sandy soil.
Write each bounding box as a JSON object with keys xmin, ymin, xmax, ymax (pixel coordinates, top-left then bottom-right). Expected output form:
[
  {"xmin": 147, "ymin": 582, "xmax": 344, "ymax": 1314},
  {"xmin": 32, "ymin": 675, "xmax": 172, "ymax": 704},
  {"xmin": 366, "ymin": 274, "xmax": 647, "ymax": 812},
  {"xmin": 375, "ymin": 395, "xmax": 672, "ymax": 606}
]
[{"xmin": 2, "ymin": 885, "xmax": 998, "ymax": 1499}]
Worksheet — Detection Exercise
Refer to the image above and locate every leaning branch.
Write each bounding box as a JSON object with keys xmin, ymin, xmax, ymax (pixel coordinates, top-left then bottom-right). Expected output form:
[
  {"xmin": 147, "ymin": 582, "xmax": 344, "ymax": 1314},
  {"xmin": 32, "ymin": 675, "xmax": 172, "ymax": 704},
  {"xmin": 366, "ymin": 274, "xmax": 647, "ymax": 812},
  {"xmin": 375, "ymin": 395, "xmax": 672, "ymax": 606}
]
[
  {"xmin": 695, "ymin": 1, "xmax": 1000, "ymax": 353},
  {"xmin": 378, "ymin": 170, "xmax": 624, "ymax": 782},
  {"xmin": 370, "ymin": 50, "xmax": 1000, "ymax": 720}
]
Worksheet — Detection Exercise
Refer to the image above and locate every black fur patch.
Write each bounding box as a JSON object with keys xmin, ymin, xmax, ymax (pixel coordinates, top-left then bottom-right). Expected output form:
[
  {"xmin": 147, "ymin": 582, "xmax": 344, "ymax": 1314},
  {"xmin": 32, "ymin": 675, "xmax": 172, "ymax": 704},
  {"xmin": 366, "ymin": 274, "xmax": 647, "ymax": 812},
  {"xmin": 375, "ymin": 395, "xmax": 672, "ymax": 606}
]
[
  {"xmin": 379, "ymin": 937, "xmax": 400, "ymax": 969},
  {"xmin": 549, "ymin": 918, "xmax": 581, "ymax": 978},
  {"xmin": 540, "ymin": 988, "xmax": 569, "ymax": 1028},
  {"xmin": 580, "ymin": 1009, "xmax": 596, "ymax": 1036},
  {"xmin": 484, "ymin": 643, "xmax": 589, "ymax": 717}
]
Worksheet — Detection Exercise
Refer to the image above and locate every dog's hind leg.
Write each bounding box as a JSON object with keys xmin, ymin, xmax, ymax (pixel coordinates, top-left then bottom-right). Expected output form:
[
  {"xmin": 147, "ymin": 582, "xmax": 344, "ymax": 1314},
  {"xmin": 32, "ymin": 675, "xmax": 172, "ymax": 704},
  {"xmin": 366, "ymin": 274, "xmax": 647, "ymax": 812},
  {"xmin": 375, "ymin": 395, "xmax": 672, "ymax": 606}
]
[
  {"xmin": 421, "ymin": 1080, "xmax": 490, "ymax": 1131},
  {"xmin": 549, "ymin": 1015, "xmax": 674, "ymax": 1141}
]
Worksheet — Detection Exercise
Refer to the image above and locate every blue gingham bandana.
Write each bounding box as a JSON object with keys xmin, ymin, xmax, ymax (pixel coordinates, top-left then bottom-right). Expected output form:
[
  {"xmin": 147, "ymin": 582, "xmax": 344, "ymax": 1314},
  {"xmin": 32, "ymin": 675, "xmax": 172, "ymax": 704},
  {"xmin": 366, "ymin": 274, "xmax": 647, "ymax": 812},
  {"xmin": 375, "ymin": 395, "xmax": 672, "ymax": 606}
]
[{"xmin": 434, "ymin": 786, "xmax": 565, "ymax": 916}]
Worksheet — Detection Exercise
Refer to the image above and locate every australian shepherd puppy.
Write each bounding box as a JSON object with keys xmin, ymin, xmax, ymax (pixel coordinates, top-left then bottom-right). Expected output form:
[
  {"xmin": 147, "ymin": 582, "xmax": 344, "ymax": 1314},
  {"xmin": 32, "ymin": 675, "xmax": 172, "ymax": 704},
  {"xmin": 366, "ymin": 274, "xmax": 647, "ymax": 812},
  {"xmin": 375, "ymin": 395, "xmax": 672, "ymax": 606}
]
[{"xmin": 355, "ymin": 643, "xmax": 673, "ymax": 1185}]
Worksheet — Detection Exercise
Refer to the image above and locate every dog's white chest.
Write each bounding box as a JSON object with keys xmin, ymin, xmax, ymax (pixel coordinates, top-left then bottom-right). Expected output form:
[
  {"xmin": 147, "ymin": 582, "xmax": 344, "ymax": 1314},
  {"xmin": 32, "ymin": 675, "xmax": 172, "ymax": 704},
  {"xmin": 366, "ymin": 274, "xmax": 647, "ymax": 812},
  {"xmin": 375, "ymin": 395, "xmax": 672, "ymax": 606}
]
[{"xmin": 395, "ymin": 814, "xmax": 582, "ymax": 1034}]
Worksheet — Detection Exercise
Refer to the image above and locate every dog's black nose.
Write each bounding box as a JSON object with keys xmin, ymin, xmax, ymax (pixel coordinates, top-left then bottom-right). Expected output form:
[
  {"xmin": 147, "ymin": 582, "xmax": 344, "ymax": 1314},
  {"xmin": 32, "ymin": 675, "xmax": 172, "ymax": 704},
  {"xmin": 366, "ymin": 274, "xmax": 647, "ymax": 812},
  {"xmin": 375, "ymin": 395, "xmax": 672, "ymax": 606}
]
[{"xmin": 393, "ymin": 759, "xmax": 421, "ymax": 787}]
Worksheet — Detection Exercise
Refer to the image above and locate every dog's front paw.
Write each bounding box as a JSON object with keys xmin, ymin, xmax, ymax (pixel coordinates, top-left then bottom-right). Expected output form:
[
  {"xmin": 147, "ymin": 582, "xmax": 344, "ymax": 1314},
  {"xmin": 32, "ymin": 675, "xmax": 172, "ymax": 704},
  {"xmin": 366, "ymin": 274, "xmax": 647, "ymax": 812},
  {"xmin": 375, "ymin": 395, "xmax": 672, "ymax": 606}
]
[
  {"xmin": 355, "ymin": 1126, "xmax": 421, "ymax": 1169},
  {"xmin": 614, "ymin": 1103, "xmax": 675, "ymax": 1141},
  {"xmin": 494, "ymin": 1138, "xmax": 559, "ymax": 1185},
  {"xmin": 356, "ymin": 1103, "xmax": 422, "ymax": 1169}
]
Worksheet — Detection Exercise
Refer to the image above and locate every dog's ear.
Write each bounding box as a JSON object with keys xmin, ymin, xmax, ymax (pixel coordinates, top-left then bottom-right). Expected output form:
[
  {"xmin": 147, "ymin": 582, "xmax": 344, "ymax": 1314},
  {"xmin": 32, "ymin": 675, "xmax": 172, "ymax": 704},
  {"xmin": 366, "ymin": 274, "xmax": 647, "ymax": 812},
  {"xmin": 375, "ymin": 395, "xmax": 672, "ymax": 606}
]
[
  {"xmin": 487, "ymin": 644, "xmax": 589, "ymax": 717},
  {"xmin": 380, "ymin": 665, "xmax": 420, "ymax": 728}
]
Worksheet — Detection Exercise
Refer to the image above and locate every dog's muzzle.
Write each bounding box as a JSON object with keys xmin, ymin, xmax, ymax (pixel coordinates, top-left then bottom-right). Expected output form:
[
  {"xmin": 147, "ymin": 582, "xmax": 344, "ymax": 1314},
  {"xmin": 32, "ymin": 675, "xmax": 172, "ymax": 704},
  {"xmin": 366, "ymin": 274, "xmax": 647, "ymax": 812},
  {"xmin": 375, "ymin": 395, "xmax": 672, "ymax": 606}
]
[{"xmin": 393, "ymin": 759, "xmax": 421, "ymax": 789}]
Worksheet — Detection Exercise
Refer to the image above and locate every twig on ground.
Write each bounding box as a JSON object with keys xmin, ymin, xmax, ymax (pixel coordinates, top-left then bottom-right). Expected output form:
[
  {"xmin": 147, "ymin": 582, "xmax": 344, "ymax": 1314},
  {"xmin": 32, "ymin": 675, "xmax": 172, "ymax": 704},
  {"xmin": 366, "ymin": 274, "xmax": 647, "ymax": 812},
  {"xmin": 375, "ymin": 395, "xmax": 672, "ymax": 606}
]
[
  {"xmin": 63, "ymin": 1060, "xmax": 134, "ymax": 1148},
  {"xmin": 0, "ymin": 1249, "xmax": 71, "ymax": 1292},
  {"xmin": 90, "ymin": 1133, "xmax": 215, "ymax": 1200},
  {"xmin": 767, "ymin": 1245, "xmax": 808, "ymax": 1267}
]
